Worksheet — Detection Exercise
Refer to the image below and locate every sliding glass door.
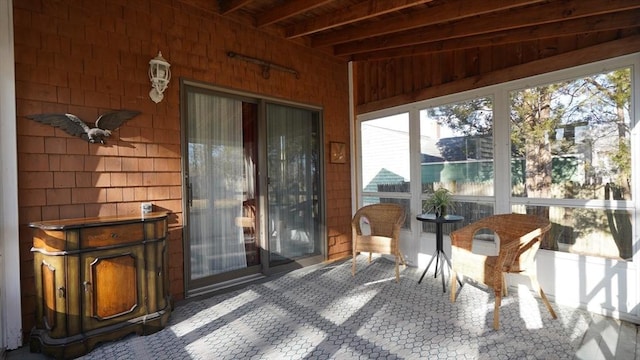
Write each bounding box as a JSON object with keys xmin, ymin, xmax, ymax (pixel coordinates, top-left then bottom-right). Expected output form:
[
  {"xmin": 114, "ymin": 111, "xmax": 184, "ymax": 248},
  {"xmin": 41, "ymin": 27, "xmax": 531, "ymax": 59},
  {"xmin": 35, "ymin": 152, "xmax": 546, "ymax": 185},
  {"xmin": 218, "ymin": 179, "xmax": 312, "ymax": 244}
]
[{"xmin": 183, "ymin": 83, "xmax": 324, "ymax": 294}]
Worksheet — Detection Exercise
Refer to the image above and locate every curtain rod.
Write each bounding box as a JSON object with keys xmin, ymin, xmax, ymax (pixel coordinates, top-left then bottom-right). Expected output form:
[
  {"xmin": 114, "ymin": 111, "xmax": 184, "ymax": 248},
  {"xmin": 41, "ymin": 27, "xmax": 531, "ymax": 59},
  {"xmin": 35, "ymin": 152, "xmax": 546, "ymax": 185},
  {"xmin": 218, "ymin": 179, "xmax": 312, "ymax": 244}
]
[{"xmin": 227, "ymin": 51, "xmax": 300, "ymax": 79}]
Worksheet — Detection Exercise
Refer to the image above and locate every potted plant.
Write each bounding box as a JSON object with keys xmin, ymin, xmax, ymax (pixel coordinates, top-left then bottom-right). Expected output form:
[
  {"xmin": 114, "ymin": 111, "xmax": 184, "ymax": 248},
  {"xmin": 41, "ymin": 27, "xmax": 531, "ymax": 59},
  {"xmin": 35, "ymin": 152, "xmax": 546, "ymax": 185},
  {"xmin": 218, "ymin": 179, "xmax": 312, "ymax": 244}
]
[{"xmin": 423, "ymin": 187, "xmax": 456, "ymax": 218}]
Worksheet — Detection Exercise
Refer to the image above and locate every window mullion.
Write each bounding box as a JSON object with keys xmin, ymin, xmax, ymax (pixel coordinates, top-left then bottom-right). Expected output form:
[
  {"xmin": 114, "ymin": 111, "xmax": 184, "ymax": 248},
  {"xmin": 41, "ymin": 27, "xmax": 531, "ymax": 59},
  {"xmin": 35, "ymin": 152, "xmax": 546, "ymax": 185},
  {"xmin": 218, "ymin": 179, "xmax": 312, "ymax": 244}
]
[{"xmin": 494, "ymin": 90, "xmax": 511, "ymax": 214}]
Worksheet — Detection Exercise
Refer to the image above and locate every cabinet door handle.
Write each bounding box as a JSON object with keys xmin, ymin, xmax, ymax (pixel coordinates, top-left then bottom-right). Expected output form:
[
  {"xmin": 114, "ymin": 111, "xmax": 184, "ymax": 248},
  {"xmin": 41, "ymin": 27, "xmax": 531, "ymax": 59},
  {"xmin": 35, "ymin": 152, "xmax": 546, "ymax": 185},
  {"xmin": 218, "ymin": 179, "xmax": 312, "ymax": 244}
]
[
  {"xmin": 58, "ymin": 287, "xmax": 66, "ymax": 298},
  {"xmin": 83, "ymin": 281, "xmax": 92, "ymax": 293}
]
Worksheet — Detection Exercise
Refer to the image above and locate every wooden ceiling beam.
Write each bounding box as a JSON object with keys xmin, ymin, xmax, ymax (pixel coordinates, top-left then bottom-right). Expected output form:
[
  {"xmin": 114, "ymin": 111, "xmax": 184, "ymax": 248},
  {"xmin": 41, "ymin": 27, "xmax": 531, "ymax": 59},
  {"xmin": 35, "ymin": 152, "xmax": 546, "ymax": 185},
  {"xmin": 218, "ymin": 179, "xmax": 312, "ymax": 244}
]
[
  {"xmin": 284, "ymin": 0, "xmax": 433, "ymax": 39},
  {"xmin": 334, "ymin": 0, "xmax": 640, "ymax": 56},
  {"xmin": 350, "ymin": 10, "xmax": 640, "ymax": 61},
  {"xmin": 219, "ymin": 0, "xmax": 254, "ymax": 15},
  {"xmin": 310, "ymin": 0, "xmax": 546, "ymax": 48},
  {"xmin": 356, "ymin": 34, "xmax": 640, "ymax": 115},
  {"xmin": 257, "ymin": 0, "xmax": 334, "ymax": 28}
]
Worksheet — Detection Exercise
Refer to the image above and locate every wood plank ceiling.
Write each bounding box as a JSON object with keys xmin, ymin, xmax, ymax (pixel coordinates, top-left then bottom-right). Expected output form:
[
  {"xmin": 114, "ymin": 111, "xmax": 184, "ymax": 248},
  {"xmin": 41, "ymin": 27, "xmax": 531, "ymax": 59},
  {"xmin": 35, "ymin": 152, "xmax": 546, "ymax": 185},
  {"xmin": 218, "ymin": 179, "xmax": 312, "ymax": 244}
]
[
  {"xmin": 216, "ymin": 0, "xmax": 640, "ymax": 112},
  {"xmin": 217, "ymin": 0, "xmax": 640, "ymax": 62}
]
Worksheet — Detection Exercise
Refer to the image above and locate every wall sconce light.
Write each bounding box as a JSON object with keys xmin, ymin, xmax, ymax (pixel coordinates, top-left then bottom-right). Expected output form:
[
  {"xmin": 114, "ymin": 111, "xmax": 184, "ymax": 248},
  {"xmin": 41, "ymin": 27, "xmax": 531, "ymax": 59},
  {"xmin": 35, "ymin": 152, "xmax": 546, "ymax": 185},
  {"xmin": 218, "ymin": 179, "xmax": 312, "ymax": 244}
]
[{"xmin": 148, "ymin": 51, "xmax": 171, "ymax": 103}]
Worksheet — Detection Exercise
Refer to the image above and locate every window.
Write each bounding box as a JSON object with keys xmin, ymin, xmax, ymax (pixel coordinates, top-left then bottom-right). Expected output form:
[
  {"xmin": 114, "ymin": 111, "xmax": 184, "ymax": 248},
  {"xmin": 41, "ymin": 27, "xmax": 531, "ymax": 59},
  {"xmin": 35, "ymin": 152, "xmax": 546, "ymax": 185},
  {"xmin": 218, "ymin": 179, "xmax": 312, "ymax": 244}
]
[
  {"xmin": 510, "ymin": 67, "xmax": 633, "ymax": 260},
  {"xmin": 360, "ymin": 113, "xmax": 411, "ymax": 228},
  {"xmin": 419, "ymin": 97, "xmax": 495, "ymax": 233},
  {"xmin": 420, "ymin": 97, "xmax": 494, "ymax": 196}
]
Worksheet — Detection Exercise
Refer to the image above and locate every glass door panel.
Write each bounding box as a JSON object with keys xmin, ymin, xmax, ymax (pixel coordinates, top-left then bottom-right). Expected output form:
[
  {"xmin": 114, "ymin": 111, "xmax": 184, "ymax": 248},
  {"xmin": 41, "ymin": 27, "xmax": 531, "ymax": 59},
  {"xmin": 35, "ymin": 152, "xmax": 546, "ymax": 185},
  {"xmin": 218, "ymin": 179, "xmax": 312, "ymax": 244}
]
[
  {"xmin": 186, "ymin": 90, "xmax": 259, "ymax": 287},
  {"xmin": 266, "ymin": 103, "xmax": 322, "ymax": 266}
]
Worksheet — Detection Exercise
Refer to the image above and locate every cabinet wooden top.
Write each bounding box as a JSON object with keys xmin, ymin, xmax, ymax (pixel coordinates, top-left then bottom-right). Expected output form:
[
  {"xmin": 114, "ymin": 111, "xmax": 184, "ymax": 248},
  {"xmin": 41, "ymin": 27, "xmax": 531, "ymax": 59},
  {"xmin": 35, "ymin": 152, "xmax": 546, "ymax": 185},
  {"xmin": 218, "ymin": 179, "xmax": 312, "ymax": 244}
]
[{"xmin": 29, "ymin": 211, "xmax": 168, "ymax": 230}]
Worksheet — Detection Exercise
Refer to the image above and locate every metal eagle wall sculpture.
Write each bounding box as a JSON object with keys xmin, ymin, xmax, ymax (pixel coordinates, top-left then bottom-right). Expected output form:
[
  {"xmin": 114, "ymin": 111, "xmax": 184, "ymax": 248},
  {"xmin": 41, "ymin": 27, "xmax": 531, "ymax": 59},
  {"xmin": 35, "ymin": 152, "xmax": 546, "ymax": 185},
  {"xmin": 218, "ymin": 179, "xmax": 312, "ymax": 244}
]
[{"xmin": 27, "ymin": 110, "xmax": 141, "ymax": 144}]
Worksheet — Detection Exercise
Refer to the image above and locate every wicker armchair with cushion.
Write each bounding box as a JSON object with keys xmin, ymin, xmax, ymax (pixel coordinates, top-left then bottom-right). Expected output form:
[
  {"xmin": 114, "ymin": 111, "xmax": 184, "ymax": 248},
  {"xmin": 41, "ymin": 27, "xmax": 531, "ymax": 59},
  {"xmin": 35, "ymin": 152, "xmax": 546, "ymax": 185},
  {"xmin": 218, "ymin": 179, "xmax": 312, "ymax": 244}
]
[
  {"xmin": 351, "ymin": 203, "xmax": 406, "ymax": 282},
  {"xmin": 449, "ymin": 213, "xmax": 557, "ymax": 329}
]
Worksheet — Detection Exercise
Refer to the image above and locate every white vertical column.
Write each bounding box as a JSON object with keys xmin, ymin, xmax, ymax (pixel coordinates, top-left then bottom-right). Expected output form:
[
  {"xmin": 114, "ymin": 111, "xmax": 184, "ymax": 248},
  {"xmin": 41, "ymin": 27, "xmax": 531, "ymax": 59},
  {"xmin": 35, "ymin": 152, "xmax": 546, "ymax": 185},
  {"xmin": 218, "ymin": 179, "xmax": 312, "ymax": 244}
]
[
  {"xmin": 348, "ymin": 61, "xmax": 358, "ymax": 214},
  {"xmin": 407, "ymin": 106, "xmax": 422, "ymax": 266},
  {"xmin": 493, "ymin": 88, "xmax": 511, "ymax": 214},
  {"xmin": 0, "ymin": 0, "xmax": 24, "ymax": 350}
]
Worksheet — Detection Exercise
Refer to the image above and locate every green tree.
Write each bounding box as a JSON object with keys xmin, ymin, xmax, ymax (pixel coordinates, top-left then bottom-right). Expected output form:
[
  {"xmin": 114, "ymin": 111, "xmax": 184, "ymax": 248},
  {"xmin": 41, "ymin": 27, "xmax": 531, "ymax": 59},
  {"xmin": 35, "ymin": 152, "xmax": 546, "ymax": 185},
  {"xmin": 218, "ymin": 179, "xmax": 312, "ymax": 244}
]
[
  {"xmin": 428, "ymin": 97, "xmax": 493, "ymax": 137},
  {"xmin": 428, "ymin": 69, "xmax": 632, "ymax": 258},
  {"xmin": 583, "ymin": 69, "xmax": 632, "ymax": 198}
]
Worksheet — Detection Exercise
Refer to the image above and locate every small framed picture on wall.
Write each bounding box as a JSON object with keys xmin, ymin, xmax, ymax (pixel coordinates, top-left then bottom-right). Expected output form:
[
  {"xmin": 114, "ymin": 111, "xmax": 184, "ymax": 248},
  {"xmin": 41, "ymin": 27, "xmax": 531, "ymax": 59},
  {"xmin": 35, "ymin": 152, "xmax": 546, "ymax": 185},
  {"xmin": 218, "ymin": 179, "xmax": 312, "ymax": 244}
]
[{"xmin": 330, "ymin": 142, "xmax": 346, "ymax": 164}]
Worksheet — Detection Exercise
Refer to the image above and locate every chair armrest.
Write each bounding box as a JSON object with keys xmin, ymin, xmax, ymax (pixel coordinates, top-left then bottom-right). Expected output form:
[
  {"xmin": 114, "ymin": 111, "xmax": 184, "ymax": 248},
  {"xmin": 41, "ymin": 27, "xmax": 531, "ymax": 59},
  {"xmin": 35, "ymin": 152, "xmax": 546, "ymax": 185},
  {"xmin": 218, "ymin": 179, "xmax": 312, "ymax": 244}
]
[
  {"xmin": 450, "ymin": 221, "xmax": 498, "ymax": 252},
  {"xmin": 498, "ymin": 226, "xmax": 547, "ymax": 271}
]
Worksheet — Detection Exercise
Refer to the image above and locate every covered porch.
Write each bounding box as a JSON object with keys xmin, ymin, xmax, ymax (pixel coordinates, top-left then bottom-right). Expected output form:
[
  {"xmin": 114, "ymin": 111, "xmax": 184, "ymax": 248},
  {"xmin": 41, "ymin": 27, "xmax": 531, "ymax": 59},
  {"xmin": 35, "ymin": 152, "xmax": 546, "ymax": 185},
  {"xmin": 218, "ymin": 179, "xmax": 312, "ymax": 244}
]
[{"xmin": 2, "ymin": 0, "xmax": 640, "ymax": 357}]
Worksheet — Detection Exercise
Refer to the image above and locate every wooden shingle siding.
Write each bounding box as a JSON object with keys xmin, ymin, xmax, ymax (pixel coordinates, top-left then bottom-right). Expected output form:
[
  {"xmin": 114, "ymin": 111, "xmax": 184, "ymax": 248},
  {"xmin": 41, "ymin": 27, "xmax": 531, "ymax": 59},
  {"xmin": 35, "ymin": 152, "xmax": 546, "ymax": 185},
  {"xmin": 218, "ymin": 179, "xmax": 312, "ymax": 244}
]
[{"xmin": 13, "ymin": 0, "xmax": 350, "ymax": 343}]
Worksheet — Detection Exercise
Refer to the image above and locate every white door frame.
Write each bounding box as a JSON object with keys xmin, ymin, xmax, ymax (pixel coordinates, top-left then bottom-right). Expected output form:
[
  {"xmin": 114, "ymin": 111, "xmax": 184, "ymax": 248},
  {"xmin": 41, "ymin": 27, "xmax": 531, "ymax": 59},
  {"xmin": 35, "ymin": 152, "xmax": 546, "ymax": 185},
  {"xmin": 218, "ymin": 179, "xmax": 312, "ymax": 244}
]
[{"xmin": 0, "ymin": 0, "xmax": 24, "ymax": 350}]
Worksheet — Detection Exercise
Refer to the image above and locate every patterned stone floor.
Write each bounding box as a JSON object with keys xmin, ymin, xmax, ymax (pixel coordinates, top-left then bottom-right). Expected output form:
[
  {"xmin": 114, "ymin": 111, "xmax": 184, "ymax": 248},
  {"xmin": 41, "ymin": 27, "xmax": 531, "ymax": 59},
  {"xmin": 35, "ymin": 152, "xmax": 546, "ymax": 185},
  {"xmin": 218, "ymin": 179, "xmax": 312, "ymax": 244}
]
[{"xmin": 12, "ymin": 256, "xmax": 636, "ymax": 359}]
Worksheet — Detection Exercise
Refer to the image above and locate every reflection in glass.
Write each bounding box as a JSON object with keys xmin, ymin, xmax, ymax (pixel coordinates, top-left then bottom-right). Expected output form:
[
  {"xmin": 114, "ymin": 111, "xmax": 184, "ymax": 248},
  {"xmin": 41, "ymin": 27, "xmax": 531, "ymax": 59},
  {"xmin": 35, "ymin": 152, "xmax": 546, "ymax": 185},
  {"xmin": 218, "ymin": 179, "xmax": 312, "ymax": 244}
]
[
  {"xmin": 510, "ymin": 68, "xmax": 632, "ymax": 201},
  {"xmin": 420, "ymin": 97, "xmax": 494, "ymax": 196},
  {"xmin": 266, "ymin": 104, "xmax": 322, "ymax": 266},
  {"xmin": 512, "ymin": 205, "xmax": 633, "ymax": 261}
]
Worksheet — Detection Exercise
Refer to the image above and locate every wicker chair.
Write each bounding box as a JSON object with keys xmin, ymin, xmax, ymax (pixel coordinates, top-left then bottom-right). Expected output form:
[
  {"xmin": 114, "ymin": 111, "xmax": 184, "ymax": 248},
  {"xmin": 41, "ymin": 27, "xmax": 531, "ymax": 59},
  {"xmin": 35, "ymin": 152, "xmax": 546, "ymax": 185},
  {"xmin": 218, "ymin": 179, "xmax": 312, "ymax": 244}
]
[
  {"xmin": 449, "ymin": 213, "xmax": 557, "ymax": 330},
  {"xmin": 351, "ymin": 203, "xmax": 406, "ymax": 282}
]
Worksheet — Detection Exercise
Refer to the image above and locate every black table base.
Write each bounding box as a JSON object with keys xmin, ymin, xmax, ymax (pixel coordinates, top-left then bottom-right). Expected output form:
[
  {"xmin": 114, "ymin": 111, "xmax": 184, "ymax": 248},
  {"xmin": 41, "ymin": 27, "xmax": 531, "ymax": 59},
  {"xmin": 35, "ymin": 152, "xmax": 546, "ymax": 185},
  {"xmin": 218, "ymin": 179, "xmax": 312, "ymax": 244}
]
[
  {"xmin": 416, "ymin": 214, "xmax": 464, "ymax": 293},
  {"xmin": 419, "ymin": 247, "xmax": 458, "ymax": 292}
]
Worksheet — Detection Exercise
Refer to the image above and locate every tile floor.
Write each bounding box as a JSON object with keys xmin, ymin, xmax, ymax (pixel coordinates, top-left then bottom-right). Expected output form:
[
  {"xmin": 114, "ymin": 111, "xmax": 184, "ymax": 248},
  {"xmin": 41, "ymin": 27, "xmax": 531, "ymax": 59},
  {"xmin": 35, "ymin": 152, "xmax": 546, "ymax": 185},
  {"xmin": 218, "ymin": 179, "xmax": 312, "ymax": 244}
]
[{"xmin": 7, "ymin": 256, "xmax": 639, "ymax": 359}]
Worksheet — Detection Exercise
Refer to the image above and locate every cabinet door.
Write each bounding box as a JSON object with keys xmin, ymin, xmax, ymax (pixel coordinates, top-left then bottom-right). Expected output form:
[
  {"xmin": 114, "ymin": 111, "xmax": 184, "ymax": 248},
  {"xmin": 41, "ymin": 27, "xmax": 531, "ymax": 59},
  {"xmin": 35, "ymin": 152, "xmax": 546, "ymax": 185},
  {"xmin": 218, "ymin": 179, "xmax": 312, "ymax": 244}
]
[
  {"xmin": 145, "ymin": 239, "xmax": 168, "ymax": 313},
  {"xmin": 81, "ymin": 245, "xmax": 147, "ymax": 330},
  {"xmin": 34, "ymin": 253, "xmax": 70, "ymax": 338}
]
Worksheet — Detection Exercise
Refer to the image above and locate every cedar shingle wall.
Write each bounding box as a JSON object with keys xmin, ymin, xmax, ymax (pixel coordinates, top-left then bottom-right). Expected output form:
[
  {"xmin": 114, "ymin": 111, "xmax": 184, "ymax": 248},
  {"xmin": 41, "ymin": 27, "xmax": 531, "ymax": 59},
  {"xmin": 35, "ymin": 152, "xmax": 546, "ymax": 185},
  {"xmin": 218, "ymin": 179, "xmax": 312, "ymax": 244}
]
[{"xmin": 13, "ymin": 0, "xmax": 350, "ymax": 342}]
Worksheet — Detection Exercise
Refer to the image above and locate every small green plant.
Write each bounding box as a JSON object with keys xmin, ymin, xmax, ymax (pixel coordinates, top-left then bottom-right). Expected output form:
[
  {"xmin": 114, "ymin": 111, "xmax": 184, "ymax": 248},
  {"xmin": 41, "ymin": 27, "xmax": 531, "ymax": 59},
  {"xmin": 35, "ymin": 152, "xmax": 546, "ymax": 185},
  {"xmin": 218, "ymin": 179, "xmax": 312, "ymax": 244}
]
[{"xmin": 423, "ymin": 188, "xmax": 456, "ymax": 217}]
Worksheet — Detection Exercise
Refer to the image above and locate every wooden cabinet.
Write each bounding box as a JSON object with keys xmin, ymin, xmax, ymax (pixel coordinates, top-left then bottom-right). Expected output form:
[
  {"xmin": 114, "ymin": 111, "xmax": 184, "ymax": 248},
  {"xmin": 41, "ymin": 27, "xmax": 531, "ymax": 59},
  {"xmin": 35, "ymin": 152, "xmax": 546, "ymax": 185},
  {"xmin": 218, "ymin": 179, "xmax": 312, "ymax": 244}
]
[{"xmin": 29, "ymin": 212, "xmax": 171, "ymax": 359}]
